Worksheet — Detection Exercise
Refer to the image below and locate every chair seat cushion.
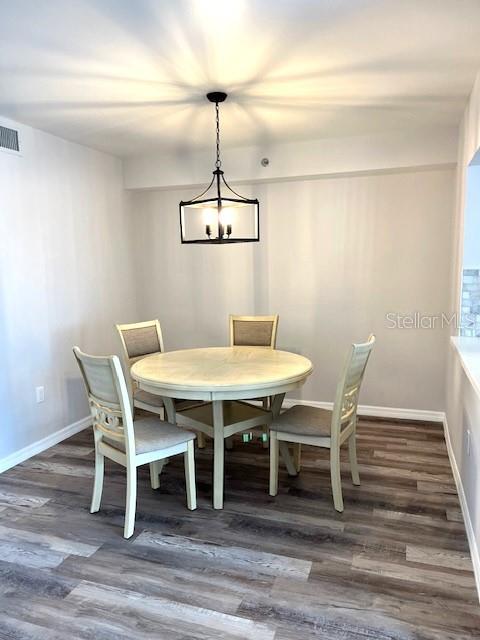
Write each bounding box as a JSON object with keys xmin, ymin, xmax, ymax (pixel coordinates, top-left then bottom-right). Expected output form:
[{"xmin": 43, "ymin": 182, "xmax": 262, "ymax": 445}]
[
  {"xmin": 134, "ymin": 388, "xmax": 164, "ymax": 408},
  {"xmin": 104, "ymin": 417, "xmax": 196, "ymax": 455},
  {"xmin": 175, "ymin": 399, "xmax": 206, "ymax": 411},
  {"xmin": 134, "ymin": 391, "xmax": 203, "ymax": 412},
  {"xmin": 271, "ymin": 405, "xmax": 332, "ymax": 438}
]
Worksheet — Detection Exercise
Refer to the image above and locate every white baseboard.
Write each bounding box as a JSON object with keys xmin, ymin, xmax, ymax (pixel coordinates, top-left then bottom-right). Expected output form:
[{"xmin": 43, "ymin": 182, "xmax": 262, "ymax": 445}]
[
  {"xmin": 283, "ymin": 398, "xmax": 445, "ymax": 423},
  {"xmin": 0, "ymin": 415, "xmax": 91, "ymax": 474},
  {"xmin": 443, "ymin": 416, "xmax": 480, "ymax": 602}
]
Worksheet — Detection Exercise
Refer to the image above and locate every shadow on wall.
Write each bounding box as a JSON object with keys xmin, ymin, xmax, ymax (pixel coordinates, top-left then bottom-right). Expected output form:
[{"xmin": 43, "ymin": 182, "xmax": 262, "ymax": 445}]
[
  {"xmin": 64, "ymin": 375, "xmax": 89, "ymax": 426},
  {"xmin": 0, "ymin": 274, "xmax": 16, "ymax": 455}
]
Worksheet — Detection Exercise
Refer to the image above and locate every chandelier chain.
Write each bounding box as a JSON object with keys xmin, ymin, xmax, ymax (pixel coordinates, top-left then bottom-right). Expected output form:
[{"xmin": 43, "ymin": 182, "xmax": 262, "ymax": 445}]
[{"xmin": 215, "ymin": 101, "xmax": 221, "ymax": 169}]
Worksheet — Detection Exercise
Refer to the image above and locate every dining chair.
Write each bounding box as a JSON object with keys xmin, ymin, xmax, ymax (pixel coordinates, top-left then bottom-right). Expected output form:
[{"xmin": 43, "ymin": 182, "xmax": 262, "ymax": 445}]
[
  {"xmin": 73, "ymin": 346, "xmax": 197, "ymax": 538},
  {"xmin": 229, "ymin": 314, "xmax": 279, "ymax": 448},
  {"xmin": 116, "ymin": 320, "xmax": 202, "ymax": 434},
  {"xmin": 116, "ymin": 320, "xmax": 166, "ymax": 416},
  {"xmin": 269, "ymin": 335, "xmax": 375, "ymax": 512}
]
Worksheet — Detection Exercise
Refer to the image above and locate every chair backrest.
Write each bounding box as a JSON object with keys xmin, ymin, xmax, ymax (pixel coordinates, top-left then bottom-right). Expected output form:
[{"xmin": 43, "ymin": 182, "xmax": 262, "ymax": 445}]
[
  {"xmin": 116, "ymin": 320, "xmax": 165, "ymax": 367},
  {"xmin": 229, "ymin": 315, "xmax": 279, "ymax": 348},
  {"xmin": 331, "ymin": 335, "xmax": 376, "ymax": 441},
  {"xmin": 73, "ymin": 346, "xmax": 135, "ymax": 455}
]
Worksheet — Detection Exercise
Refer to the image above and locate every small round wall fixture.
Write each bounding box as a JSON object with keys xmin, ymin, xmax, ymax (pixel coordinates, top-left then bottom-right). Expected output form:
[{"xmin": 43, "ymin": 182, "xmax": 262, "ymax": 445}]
[{"xmin": 179, "ymin": 92, "xmax": 260, "ymax": 244}]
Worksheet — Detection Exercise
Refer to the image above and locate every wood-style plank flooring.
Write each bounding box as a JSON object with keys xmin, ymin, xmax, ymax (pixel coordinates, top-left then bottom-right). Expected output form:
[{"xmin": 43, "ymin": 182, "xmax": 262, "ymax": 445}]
[{"xmin": 0, "ymin": 417, "xmax": 479, "ymax": 639}]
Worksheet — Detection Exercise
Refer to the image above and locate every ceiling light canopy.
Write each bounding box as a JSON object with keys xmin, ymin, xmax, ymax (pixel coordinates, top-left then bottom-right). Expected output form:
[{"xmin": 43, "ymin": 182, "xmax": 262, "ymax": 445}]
[{"xmin": 179, "ymin": 92, "xmax": 259, "ymax": 244}]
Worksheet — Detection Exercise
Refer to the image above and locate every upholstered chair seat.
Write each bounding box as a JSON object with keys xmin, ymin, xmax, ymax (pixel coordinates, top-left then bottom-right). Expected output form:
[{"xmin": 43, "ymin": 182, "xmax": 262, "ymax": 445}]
[
  {"xmin": 272, "ymin": 405, "xmax": 332, "ymax": 437},
  {"xmin": 134, "ymin": 388, "xmax": 165, "ymax": 408},
  {"xmin": 104, "ymin": 416, "xmax": 196, "ymax": 455}
]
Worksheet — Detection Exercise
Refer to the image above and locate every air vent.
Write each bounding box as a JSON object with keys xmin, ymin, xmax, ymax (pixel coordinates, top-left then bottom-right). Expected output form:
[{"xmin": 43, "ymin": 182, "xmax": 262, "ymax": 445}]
[{"xmin": 0, "ymin": 125, "xmax": 20, "ymax": 152}]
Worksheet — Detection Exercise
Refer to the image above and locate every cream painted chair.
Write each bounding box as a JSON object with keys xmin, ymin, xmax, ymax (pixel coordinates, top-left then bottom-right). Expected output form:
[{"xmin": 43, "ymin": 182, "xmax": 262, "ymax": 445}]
[
  {"xmin": 116, "ymin": 320, "xmax": 166, "ymax": 417},
  {"xmin": 116, "ymin": 319, "xmax": 199, "ymax": 420},
  {"xmin": 73, "ymin": 346, "xmax": 197, "ymax": 538},
  {"xmin": 229, "ymin": 314, "xmax": 279, "ymax": 448},
  {"xmin": 177, "ymin": 315, "xmax": 280, "ymax": 452},
  {"xmin": 269, "ymin": 335, "xmax": 375, "ymax": 512}
]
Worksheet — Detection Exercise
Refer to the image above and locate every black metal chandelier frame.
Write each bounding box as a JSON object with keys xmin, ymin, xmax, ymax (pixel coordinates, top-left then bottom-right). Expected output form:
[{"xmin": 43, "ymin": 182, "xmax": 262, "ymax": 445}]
[{"xmin": 179, "ymin": 91, "xmax": 260, "ymax": 244}]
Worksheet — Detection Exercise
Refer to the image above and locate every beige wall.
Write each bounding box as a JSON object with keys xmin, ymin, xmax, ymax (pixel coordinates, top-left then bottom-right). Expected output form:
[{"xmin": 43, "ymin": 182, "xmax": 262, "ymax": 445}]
[
  {"xmin": 0, "ymin": 117, "xmax": 137, "ymax": 462},
  {"xmin": 132, "ymin": 166, "xmax": 454, "ymax": 412},
  {"xmin": 124, "ymin": 127, "xmax": 457, "ymax": 190}
]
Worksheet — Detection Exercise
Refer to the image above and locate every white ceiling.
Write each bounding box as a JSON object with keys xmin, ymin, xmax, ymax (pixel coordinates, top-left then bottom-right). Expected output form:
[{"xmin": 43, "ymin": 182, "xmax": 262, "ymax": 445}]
[{"xmin": 1, "ymin": 0, "xmax": 480, "ymax": 157}]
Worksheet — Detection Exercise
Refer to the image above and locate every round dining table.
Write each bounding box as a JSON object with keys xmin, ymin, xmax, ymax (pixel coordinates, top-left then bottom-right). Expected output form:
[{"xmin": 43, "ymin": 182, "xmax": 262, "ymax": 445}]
[{"xmin": 131, "ymin": 346, "xmax": 313, "ymax": 508}]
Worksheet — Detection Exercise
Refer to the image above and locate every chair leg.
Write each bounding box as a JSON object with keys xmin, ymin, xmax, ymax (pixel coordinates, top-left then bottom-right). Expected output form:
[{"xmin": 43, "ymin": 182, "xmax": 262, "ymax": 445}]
[
  {"xmin": 149, "ymin": 460, "xmax": 165, "ymax": 490},
  {"xmin": 348, "ymin": 435, "xmax": 360, "ymax": 486},
  {"xmin": 279, "ymin": 441, "xmax": 298, "ymax": 477},
  {"xmin": 330, "ymin": 446, "xmax": 344, "ymax": 512},
  {"xmin": 197, "ymin": 432, "xmax": 205, "ymax": 449},
  {"xmin": 124, "ymin": 462, "xmax": 137, "ymax": 539},
  {"xmin": 184, "ymin": 441, "xmax": 197, "ymax": 510},
  {"xmin": 293, "ymin": 443, "xmax": 302, "ymax": 473},
  {"xmin": 90, "ymin": 441, "xmax": 104, "ymax": 514},
  {"xmin": 269, "ymin": 431, "xmax": 279, "ymax": 496}
]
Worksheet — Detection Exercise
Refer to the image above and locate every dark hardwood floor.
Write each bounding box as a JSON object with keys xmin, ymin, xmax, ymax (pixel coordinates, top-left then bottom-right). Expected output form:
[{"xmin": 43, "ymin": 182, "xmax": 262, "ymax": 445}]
[{"xmin": 0, "ymin": 417, "xmax": 478, "ymax": 639}]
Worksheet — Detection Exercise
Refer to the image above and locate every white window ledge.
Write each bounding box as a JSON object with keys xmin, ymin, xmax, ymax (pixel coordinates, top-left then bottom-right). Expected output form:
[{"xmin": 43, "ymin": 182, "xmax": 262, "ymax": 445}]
[{"xmin": 451, "ymin": 336, "xmax": 480, "ymax": 399}]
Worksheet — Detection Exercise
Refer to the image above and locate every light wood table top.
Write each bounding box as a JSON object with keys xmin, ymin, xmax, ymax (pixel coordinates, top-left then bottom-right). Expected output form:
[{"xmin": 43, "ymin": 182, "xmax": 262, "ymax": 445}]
[{"xmin": 131, "ymin": 346, "xmax": 313, "ymax": 401}]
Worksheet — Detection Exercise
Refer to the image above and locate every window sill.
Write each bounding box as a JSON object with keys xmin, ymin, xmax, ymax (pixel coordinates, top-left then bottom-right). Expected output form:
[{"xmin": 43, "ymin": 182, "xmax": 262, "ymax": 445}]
[{"xmin": 451, "ymin": 336, "xmax": 480, "ymax": 399}]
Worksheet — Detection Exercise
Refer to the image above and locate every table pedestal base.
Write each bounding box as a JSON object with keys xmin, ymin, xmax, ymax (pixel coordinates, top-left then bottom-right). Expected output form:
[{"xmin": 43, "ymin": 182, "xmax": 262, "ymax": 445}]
[{"xmin": 171, "ymin": 394, "xmax": 288, "ymax": 509}]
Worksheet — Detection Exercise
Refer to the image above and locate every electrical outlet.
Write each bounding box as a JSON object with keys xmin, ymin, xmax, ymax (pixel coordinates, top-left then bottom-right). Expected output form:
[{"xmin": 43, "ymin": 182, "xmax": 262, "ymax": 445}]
[
  {"xmin": 35, "ymin": 386, "xmax": 45, "ymax": 403},
  {"xmin": 467, "ymin": 429, "xmax": 471, "ymax": 456}
]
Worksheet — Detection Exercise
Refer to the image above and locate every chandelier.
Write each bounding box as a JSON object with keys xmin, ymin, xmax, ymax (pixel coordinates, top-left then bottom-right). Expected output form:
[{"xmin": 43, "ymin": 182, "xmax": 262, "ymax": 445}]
[{"xmin": 179, "ymin": 92, "xmax": 260, "ymax": 244}]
